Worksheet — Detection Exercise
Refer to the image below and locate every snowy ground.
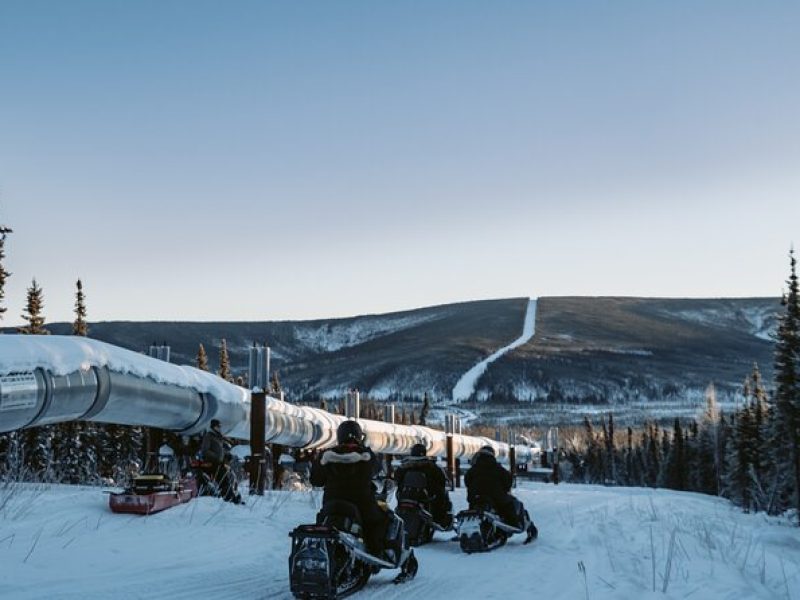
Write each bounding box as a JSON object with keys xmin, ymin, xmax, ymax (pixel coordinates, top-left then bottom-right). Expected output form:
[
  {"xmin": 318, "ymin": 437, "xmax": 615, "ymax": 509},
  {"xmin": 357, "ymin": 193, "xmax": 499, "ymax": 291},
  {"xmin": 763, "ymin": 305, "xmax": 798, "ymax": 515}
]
[{"xmin": 2, "ymin": 480, "xmax": 799, "ymax": 600}]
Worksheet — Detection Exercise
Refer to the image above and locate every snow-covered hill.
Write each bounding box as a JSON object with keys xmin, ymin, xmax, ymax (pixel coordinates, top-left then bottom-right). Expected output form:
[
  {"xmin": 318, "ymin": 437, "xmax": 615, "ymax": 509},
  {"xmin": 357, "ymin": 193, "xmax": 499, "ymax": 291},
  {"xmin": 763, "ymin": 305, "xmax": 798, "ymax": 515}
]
[{"xmin": 2, "ymin": 481, "xmax": 798, "ymax": 599}]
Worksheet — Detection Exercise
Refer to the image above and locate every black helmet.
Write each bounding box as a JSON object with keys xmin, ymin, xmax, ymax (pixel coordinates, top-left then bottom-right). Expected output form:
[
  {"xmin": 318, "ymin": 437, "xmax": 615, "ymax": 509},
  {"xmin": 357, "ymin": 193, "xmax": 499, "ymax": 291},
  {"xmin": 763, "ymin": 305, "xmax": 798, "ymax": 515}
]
[
  {"xmin": 337, "ymin": 420, "xmax": 364, "ymax": 445},
  {"xmin": 210, "ymin": 419, "xmax": 221, "ymax": 429},
  {"xmin": 410, "ymin": 443, "xmax": 427, "ymax": 457},
  {"xmin": 479, "ymin": 445, "xmax": 496, "ymax": 457}
]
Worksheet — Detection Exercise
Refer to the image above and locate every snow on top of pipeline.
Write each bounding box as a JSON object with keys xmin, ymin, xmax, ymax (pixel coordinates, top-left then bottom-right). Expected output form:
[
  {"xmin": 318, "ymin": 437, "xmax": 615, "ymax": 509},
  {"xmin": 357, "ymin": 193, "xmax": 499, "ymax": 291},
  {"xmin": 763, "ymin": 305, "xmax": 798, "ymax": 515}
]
[{"xmin": 0, "ymin": 334, "xmax": 247, "ymax": 405}]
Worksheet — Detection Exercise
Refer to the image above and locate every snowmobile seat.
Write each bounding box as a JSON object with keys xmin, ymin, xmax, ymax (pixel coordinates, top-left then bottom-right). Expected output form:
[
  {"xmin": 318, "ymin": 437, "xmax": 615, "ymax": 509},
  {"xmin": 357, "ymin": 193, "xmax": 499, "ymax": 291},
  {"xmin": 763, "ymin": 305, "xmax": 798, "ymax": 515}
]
[
  {"xmin": 317, "ymin": 500, "xmax": 364, "ymax": 538},
  {"xmin": 398, "ymin": 471, "xmax": 430, "ymax": 504}
]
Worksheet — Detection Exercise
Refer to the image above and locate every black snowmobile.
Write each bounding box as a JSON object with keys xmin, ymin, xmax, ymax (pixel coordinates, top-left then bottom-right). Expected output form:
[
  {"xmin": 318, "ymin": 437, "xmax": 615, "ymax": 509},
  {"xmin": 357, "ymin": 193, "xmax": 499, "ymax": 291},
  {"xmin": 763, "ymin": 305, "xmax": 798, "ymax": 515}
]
[
  {"xmin": 455, "ymin": 496, "xmax": 537, "ymax": 554},
  {"xmin": 289, "ymin": 500, "xmax": 418, "ymax": 599},
  {"xmin": 395, "ymin": 471, "xmax": 453, "ymax": 546}
]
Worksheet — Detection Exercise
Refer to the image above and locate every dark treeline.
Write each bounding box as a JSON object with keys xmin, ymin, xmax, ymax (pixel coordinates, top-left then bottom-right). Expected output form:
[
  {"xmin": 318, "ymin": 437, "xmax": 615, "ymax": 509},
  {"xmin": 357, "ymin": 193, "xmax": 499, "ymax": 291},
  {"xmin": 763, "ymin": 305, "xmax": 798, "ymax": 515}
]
[{"xmin": 566, "ymin": 251, "xmax": 800, "ymax": 520}]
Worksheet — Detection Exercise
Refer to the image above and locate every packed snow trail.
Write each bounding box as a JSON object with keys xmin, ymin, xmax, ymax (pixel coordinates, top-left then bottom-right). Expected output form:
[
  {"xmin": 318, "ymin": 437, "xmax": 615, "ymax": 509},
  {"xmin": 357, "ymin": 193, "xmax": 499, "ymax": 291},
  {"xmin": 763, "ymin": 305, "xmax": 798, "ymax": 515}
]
[
  {"xmin": 4, "ymin": 480, "xmax": 798, "ymax": 599},
  {"xmin": 452, "ymin": 298, "xmax": 537, "ymax": 402}
]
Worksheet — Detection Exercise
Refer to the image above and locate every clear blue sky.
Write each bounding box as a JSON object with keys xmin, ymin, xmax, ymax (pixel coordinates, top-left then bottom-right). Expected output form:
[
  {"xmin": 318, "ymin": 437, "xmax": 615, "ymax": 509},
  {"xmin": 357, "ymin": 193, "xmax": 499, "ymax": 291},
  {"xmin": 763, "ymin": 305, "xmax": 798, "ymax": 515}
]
[{"xmin": 1, "ymin": 1, "xmax": 798, "ymax": 325}]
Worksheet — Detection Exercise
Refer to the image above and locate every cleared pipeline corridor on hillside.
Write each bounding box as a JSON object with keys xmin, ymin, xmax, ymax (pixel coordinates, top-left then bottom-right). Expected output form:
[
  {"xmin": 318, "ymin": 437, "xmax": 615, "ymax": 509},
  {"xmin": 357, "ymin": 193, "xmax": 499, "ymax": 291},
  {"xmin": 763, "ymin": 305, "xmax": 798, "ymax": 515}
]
[{"xmin": 451, "ymin": 297, "xmax": 537, "ymax": 402}]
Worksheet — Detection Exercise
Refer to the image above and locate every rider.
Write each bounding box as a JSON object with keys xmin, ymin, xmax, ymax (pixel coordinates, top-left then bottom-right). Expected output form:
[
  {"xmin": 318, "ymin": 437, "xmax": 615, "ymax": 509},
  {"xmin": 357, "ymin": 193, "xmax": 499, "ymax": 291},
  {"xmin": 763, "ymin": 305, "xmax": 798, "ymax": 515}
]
[
  {"xmin": 464, "ymin": 445, "xmax": 535, "ymax": 533},
  {"xmin": 394, "ymin": 442, "xmax": 453, "ymax": 528},
  {"xmin": 310, "ymin": 420, "xmax": 387, "ymax": 557}
]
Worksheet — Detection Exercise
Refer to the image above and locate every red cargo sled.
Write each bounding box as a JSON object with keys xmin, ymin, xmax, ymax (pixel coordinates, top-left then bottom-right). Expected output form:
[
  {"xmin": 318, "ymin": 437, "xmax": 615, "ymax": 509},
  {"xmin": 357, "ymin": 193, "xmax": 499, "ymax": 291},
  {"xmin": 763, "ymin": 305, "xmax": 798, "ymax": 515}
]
[{"xmin": 109, "ymin": 473, "xmax": 198, "ymax": 515}]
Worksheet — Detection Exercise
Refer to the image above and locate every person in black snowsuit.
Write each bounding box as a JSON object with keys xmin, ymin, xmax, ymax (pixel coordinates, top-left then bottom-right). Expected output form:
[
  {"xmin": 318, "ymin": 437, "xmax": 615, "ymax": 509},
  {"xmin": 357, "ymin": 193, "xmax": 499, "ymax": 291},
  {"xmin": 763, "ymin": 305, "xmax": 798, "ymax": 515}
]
[
  {"xmin": 465, "ymin": 445, "xmax": 531, "ymax": 530},
  {"xmin": 310, "ymin": 421, "xmax": 388, "ymax": 557},
  {"xmin": 200, "ymin": 419, "xmax": 243, "ymax": 505},
  {"xmin": 394, "ymin": 443, "xmax": 453, "ymax": 528}
]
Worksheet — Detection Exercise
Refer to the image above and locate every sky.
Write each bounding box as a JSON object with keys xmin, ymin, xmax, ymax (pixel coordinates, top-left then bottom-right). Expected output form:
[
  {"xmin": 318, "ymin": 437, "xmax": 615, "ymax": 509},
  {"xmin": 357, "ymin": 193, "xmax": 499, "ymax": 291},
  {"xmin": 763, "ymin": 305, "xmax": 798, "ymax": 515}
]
[{"xmin": 1, "ymin": 1, "xmax": 799, "ymax": 325}]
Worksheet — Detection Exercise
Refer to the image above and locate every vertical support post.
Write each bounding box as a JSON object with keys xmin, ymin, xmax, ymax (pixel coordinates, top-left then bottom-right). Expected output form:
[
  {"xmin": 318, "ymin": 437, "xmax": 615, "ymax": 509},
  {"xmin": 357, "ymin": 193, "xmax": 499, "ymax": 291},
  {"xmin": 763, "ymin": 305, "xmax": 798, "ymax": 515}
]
[
  {"xmin": 551, "ymin": 427, "xmax": 560, "ymax": 485},
  {"xmin": 445, "ymin": 414, "xmax": 455, "ymax": 491},
  {"xmin": 453, "ymin": 415, "xmax": 462, "ymax": 488},
  {"xmin": 446, "ymin": 434, "xmax": 455, "ymax": 492},
  {"xmin": 509, "ymin": 446, "xmax": 517, "ymax": 488},
  {"xmin": 249, "ymin": 391, "xmax": 267, "ymax": 495},
  {"xmin": 345, "ymin": 389, "xmax": 360, "ymax": 419},
  {"xmin": 384, "ymin": 404, "xmax": 395, "ymax": 477},
  {"xmin": 272, "ymin": 444, "xmax": 283, "ymax": 490},
  {"xmin": 248, "ymin": 343, "xmax": 258, "ymax": 388}
]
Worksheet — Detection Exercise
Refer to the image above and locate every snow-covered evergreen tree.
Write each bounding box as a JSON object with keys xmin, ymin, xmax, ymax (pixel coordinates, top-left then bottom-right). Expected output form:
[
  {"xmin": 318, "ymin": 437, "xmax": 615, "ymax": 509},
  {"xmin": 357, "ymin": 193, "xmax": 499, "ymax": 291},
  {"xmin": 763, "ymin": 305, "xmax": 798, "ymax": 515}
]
[
  {"xmin": 51, "ymin": 421, "xmax": 97, "ymax": 484},
  {"xmin": 583, "ymin": 417, "xmax": 603, "ymax": 483},
  {"xmin": 270, "ymin": 371, "xmax": 282, "ymax": 396},
  {"xmin": 664, "ymin": 418, "xmax": 687, "ymax": 491},
  {"xmin": 695, "ymin": 385, "xmax": 722, "ymax": 495},
  {"xmin": 419, "ymin": 392, "xmax": 431, "ymax": 426},
  {"xmin": 23, "ymin": 426, "xmax": 54, "ymax": 479},
  {"xmin": 218, "ymin": 339, "xmax": 233, "ymax": 382},
  {"xmin": 0, "ymin": 223, "xmax": 11, "ymax": 325},
  {"xmin": 196, "ymin": 343, "xmax": 209, "ymax": 371},
  {"xmin": 725, "ymin": 405, "xmax": 754, "ymax": 509},
  {"xmin": 18, "ymin": 278, "xmax": 49, "ymax": 335},
  {"xmin": 769, "ymin": 249, "xmax": 800, "ymax": 518}
]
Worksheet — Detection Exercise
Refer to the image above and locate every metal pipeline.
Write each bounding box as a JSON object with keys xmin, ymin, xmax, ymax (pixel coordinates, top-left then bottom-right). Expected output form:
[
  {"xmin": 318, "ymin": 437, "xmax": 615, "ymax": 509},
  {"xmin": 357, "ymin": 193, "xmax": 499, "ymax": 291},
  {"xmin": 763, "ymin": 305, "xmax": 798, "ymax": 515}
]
[{"xmin": 0, "ymin": 336, "xmax": 535, "ymax": 462}]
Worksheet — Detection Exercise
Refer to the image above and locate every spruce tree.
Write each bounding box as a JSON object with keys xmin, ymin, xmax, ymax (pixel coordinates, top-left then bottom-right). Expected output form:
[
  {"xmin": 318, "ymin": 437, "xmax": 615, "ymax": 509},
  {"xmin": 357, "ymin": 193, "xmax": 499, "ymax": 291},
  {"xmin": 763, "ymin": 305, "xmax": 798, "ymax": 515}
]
[
  {"xmin": 583, "ymin": 417, "xmax": 602, "ymax": 483},
  {"xmin": 18, "ymin": 278, "xmax": 49, "ymax": 335},
  {"xmin": 665, "ymin": 419, "xmax": 687, "ymax": 491},
  {"xmin": 51, "ymin": 421, "xmax": 96, "ymax": 484},
  {"xmin": 625, "ymin": 426, "xmax": 637, "ymax": 486},
  {"xmin": 645, "ymin": 424, "xmax": 661, "ymax": 488},
  {"xmin": 770, "ymin": 249, "xmax": 800, "ymax": 519},
  {"xmin": 270, "ymin": 371, "xmax": 282, "ymax": 396},
  {"xmin": 697, "ymin": 384, "xmax": 722, "ymax": 495},
  {"xmin": 0, "ymin": 224, "xmax": 11, "ymax": 324},
  {"xmin": 728, "ymin": 404, "xmax": 755, "ymax": 509},
  {"xmin": 196, "ymin": 343, "xmax": 209, "ymax": 371},
  {"xmin": 419, "ymin": 392, "xmax": 431, "ymax": 426},
  {"xmin": 73, "ymin": 279, "xmax": 88, "ymax": 336},
  {"xmin": 23, "ymin": 426, "xmax": 54, "ymax": 478},
  {"xmin": 606, "ymin": 413, "xmax": 616, "ymax": 483},
  {"xmin": 749, "ymin": 364, "xmax": 769, "ymax": 491},
  {"xmin": 218, "ymin": 339, "xmax": 233, "ymax": 382}
]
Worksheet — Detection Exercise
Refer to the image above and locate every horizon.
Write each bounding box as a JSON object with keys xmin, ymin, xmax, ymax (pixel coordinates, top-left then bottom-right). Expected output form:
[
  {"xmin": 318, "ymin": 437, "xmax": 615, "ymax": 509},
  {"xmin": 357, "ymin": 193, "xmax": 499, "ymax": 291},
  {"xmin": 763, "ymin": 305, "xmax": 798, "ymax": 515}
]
[
  {"xmin": 2, "ymin": 2, "xmax": 798, "ymax": 327},
  {"xmin": 0, "ymin": 292, "xmax": 782, "ymax": 328}
]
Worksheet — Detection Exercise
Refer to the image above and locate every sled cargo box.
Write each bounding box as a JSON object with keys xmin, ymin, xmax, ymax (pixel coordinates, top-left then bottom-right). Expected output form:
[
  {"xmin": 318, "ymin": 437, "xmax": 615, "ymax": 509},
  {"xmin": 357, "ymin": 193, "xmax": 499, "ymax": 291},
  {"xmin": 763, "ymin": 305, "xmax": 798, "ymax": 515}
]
[{"xmin": 109, "ymin": 475, "xmax": 198, "ymax": 515}]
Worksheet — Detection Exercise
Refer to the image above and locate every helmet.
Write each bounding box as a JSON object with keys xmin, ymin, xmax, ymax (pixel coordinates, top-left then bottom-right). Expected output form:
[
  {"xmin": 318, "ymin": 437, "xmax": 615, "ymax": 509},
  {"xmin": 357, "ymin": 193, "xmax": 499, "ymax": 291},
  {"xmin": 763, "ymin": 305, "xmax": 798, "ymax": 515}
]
[
  {"xmin": 410, "ymin": 443, "xmax": 427, "ymax": 457},
  {"xmin": 336, "ymin": 420, "xmax": 364, "ymax": 445},
  {"xmin": 479, "ymin": 445, "xmax": 496, "ymax": 457},
  {"xmin": 210, "ymin": 419, "xmax": 221, "ymax": 429}
]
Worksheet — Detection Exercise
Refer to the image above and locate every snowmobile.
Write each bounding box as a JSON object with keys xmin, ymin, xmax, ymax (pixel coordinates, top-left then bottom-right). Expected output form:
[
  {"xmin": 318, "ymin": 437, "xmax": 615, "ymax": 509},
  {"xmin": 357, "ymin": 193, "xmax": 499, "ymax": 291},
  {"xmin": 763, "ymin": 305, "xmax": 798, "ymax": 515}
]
[
  {"xmin": 394, "ymin": 470, "xmax": 453, "ymax": 546},
  {"xmin": 288, "ymin": 500, "xmax": 418, "ymax": 599},
  {"xmin": 455, "ymin": 497, "xmax": 537, "ymax": 554}
]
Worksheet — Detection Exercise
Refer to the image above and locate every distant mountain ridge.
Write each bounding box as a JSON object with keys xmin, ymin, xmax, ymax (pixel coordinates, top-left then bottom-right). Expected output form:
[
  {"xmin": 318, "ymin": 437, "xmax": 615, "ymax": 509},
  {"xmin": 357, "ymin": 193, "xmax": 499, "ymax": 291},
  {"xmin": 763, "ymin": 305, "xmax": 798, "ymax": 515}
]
[{"xmin": 19, "ymin": 296, "xmax": 780, "ymax": 411}]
